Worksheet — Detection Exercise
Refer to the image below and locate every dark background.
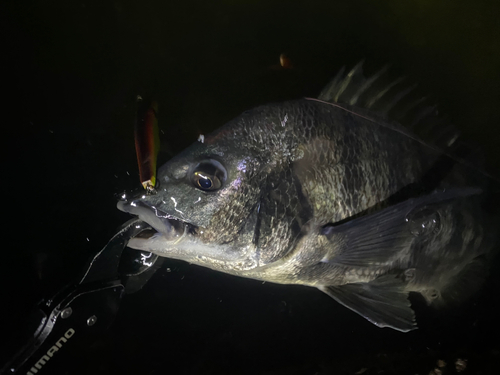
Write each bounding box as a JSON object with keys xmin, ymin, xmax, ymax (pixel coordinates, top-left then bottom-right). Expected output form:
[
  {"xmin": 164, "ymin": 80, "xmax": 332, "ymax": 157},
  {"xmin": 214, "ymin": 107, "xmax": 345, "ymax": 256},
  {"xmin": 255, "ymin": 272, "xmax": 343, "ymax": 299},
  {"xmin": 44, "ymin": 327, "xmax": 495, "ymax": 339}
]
[{"xmin": 1, "ymin": 1, "xmax": 500, "ymax": 374}]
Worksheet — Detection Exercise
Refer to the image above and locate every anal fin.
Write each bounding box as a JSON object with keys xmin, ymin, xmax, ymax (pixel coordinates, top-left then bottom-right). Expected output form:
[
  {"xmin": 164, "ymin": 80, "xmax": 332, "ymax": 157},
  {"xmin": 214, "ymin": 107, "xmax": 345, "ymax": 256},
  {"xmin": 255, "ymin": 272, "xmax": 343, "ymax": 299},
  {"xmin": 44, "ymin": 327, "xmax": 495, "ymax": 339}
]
[{"xmin": 319, "ymin": 274, "xmax": 416, "ymax": 332}]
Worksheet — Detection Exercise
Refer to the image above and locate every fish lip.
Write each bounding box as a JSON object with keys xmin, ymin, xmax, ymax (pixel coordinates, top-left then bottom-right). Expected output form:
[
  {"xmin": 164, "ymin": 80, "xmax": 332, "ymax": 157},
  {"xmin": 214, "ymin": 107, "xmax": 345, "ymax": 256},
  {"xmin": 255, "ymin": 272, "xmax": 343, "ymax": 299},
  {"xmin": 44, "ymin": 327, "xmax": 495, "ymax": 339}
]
[{"xmin": 117, "ymin": 199, "xmax": 196, "ymax": 241}]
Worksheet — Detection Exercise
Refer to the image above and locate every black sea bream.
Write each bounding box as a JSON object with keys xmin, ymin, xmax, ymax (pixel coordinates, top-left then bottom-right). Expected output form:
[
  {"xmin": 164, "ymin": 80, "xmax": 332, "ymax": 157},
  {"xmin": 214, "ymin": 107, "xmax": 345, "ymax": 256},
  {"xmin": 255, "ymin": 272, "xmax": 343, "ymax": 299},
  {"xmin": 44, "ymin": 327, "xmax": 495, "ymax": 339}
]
[{"xmin": 118, "ymin": 62, "xmax": 497, "ymax": 332}]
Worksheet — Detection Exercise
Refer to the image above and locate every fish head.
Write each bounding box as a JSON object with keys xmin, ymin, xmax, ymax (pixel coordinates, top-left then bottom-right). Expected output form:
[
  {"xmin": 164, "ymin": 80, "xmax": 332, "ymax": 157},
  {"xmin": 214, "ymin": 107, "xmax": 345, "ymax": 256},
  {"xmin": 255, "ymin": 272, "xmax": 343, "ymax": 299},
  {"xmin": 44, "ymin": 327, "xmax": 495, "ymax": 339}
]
[{"xmin": 117, "ymin": 118, "xmax": 267, "ymax": 272}]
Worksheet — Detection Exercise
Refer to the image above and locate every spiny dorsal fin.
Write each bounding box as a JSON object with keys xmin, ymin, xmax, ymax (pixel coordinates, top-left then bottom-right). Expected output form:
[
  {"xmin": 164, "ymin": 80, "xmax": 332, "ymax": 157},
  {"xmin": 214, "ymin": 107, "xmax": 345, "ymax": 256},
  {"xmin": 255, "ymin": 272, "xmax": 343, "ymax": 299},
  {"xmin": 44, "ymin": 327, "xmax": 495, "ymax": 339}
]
[{"xmin": 318, "ymin": 61, "xmax": 460, "ymax": 152}]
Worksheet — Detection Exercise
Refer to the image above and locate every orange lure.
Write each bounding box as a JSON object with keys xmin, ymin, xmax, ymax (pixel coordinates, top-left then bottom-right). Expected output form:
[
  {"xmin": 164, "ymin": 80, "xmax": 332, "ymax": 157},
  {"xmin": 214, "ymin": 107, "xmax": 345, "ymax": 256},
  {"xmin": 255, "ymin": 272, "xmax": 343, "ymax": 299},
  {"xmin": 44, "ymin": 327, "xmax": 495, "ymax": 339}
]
[{"xmin": 134, "ymin": 96, "xmax": 160, "ymax": 193}]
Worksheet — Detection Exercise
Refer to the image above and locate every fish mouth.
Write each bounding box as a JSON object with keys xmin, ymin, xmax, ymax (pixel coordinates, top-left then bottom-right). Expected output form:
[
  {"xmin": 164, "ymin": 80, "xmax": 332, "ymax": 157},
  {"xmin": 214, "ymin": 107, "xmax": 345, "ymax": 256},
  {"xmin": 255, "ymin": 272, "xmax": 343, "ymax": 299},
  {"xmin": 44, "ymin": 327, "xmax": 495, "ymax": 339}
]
[{"xmin": 117, "ymin": 200, "xmax": 195, "ymax": 242}]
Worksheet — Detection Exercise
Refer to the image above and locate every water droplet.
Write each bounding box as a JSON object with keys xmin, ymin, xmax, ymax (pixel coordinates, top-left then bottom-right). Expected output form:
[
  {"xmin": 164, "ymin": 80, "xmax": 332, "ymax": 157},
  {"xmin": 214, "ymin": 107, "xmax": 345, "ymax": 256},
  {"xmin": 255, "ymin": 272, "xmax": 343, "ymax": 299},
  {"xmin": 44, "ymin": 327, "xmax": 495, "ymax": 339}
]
[
  {"xmin": 430, "ymin": 289, "xmax": 439, "ymax": 299},
  {"xmin": 406, "ymin": 207, "xmax": 440, "ymax": 236},
  {"xmin": 404, "ymin": 268, "xmax": 416, "ymax": 281},
  {"xmin": 87, "ymin": 315, "xmax": 97, "ymax": 326}
]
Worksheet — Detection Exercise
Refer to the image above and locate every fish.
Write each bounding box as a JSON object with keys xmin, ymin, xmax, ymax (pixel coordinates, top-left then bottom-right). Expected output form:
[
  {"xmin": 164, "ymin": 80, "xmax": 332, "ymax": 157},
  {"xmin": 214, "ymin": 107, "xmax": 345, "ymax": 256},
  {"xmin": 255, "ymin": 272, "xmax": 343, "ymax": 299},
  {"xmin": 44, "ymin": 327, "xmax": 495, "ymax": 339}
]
[{"xmin": 117, "ymin": 62, "xmax": 497, "ymax": 332}]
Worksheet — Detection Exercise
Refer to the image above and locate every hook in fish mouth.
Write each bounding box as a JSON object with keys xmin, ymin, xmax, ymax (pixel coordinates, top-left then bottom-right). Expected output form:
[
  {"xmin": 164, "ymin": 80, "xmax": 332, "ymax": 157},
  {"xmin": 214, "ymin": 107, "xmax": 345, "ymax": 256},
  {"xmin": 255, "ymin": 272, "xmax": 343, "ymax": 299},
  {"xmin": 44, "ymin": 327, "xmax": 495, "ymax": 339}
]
[{"xmin": 117, "ymin": 199, "xmax": 196, "ymax": 242}]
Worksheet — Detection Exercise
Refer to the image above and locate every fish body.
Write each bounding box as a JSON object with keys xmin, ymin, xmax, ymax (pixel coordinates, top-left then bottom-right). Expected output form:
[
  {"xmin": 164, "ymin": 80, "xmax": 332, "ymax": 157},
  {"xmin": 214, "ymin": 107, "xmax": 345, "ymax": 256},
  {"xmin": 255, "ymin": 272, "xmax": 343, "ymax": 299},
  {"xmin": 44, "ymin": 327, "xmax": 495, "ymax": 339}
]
[{"xmin": 118, "ymin": 64, "xmax": 495, "ymax": 331}]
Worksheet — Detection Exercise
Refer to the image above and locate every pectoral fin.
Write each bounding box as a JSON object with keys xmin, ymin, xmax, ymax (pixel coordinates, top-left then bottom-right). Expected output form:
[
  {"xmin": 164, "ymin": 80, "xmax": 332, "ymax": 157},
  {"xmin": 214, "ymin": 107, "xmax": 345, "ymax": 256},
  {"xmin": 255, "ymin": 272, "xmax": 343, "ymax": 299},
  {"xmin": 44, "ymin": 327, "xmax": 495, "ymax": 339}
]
[
  {"xmin": 321, "ymin": 187, "xmax": 481, "ymax": 267},
  {"xmin": 319, "ymin": 274, "xmax": 416, "ymax": 332}
]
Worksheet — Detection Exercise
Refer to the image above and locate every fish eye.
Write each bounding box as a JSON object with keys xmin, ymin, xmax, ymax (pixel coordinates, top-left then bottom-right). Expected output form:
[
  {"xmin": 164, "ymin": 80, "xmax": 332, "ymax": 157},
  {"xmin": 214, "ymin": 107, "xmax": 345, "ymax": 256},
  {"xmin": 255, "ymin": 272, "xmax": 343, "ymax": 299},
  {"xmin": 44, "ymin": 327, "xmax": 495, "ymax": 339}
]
[{"xmin": 192, "ymin": 160, "xmax": 226, "ymax": 191}]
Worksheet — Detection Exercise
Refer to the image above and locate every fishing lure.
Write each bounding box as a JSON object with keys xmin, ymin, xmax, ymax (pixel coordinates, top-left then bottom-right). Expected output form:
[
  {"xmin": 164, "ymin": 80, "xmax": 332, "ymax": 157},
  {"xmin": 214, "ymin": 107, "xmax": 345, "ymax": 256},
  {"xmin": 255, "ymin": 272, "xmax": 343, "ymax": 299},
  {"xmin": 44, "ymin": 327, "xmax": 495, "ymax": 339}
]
[{"xmin": 134, "ymin": 96, "xmax": 160, "ymax": 193}]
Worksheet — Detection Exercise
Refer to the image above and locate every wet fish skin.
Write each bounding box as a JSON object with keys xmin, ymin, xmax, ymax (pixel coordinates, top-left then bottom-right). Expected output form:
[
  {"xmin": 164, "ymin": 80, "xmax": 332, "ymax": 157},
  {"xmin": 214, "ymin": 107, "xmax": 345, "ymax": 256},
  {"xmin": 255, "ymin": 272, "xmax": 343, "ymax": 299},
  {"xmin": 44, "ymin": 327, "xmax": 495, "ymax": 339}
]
[
  {"xmin": 117, "ymin": 79, "xmax": 492, "ymax": 331},
  {"xmin": 121, "ymin": 99, "xmax": 424, "ymax": 271}
]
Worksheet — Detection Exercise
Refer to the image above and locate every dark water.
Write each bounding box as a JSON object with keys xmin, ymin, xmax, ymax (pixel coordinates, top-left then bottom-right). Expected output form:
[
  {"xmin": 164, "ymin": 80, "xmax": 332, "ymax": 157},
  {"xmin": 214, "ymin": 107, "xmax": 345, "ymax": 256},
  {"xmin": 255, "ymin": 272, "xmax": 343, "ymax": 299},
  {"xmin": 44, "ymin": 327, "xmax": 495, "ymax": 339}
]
[{"xmin": 2, "ymin": 1, "xmax": 500, "ymax": 374}]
